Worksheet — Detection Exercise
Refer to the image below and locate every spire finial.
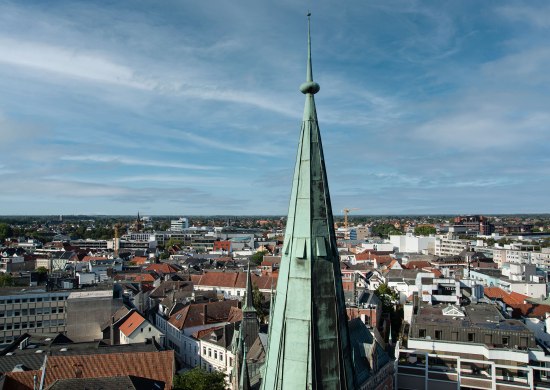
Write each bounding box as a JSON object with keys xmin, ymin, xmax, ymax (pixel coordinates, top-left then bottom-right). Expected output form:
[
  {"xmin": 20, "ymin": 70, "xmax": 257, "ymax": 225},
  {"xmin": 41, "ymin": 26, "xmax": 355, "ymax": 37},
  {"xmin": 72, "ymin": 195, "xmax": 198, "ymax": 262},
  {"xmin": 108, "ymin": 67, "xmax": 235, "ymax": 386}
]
[{"xmin": 300, "ymin": 12, "xmax": 320, "ymax": 95}]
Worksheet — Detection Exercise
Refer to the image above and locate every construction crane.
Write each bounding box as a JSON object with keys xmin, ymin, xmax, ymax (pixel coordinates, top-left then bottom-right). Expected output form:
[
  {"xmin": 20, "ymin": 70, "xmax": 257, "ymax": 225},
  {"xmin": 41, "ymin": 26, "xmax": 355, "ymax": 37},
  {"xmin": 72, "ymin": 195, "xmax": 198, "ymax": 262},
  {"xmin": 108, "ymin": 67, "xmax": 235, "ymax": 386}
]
[{"xmin": 342, "ymin": 208, "xmax": 360, "ymax": 229}]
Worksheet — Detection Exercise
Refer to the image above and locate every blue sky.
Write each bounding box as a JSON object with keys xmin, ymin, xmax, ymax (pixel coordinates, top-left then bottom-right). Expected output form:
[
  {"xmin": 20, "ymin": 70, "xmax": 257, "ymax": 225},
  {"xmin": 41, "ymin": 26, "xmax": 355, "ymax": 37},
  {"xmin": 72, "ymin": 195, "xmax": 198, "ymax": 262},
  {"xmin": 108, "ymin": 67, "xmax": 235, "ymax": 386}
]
[{"xmin": 0, "ymin": 0, "xmax": 549, "ymax": 215}]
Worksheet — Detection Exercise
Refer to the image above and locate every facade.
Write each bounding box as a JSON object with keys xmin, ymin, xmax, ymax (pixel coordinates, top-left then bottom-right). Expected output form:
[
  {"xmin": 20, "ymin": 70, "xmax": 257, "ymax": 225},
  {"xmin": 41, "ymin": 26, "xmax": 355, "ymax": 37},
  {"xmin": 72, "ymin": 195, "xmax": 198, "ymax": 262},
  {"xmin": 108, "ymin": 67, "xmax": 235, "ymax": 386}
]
[
  {"xmin": 396, "ymin": 300, "xmax": 550, "ymax": 389},
  {"xmin": 0, "ymin": 288, "xmax": 69, "ymax": 347},
  {"xmin": 434, "ymin": 234, "xmax": 470, "ymax": 256},
  {"xmin": 65, "ymin": 289, "xmax": 124, "ymax": 342},
  {"xmin": 171, "ymin": 217, "xmax": 189, "ymax": 231},
  {"xmin": 119, "ymin": 311, "xmax": 163, "ymax": 344},
  {"xmin": 389, "ymin": 233, "xmax": 435, "ymax": 254}
]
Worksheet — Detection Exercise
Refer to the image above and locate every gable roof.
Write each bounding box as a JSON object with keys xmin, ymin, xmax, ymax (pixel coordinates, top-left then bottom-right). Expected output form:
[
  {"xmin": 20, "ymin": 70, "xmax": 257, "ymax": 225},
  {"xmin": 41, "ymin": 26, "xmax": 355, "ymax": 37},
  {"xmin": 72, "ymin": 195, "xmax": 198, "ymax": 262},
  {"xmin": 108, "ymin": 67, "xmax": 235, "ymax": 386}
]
[
  {"xmin": 42, "ymin": 351, "xmax": 174, "ymax": 389},
  {"xmin": 193, "ymin": 271, "xmax": 277, "ymax": 290},
  {"xmin": 143, "ymin": 263, "xmax": 179, "ymax": 274},
  {"xmin": 168, "ymin": 300, "xmax": 240, "ymax": 330},
  {"xmin": 119, "ymin": 312, "xmax": 146, "ymax": 337},
  {"xmin": 1, "ymin": 370, "xmax": 40, "ymax": 390}
]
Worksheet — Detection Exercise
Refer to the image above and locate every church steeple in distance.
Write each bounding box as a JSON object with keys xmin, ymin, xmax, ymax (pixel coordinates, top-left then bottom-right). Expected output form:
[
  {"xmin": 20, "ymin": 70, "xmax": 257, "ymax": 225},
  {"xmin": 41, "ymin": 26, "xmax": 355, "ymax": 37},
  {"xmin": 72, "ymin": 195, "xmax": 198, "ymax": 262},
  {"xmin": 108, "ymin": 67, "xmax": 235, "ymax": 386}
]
[{"xmin": 261, "ymin": 13, "xmax": 357, "ymax": 390}]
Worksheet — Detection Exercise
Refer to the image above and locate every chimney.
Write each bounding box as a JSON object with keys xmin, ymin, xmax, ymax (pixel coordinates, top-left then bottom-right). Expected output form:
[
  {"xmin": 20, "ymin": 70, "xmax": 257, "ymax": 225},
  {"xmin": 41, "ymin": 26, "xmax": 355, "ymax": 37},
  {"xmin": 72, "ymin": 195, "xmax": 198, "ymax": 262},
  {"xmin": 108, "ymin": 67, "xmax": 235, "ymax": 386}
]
[{"xmin": 110, "ymin": 316, "xmax": 115, "ymax": 345}]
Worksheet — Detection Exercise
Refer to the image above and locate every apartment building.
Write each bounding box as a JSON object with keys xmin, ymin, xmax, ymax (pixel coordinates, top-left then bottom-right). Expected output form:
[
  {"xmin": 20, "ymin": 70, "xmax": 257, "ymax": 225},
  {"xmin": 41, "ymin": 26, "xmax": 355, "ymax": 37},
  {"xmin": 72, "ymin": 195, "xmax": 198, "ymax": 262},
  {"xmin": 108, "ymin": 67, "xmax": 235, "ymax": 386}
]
[
  {"xmin": 396, "ymin": 300, "xmax": 550, "ymax": 389},
  {"xmin": 434, "ymin": 234, "xmax": 470, "ymax": 256},
  {"xmin": 0, "ymin": 288, "xmax": 70, "ymax": 346}
]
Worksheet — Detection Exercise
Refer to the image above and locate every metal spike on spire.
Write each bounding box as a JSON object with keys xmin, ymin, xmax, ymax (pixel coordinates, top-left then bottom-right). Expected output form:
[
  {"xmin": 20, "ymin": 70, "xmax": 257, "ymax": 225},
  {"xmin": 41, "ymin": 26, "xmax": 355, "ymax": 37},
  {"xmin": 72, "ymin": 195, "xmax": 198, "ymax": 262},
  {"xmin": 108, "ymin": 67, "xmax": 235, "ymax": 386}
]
[{"xmin": 300, "ymin": 12, "xmax": 320, "ymax": 95}]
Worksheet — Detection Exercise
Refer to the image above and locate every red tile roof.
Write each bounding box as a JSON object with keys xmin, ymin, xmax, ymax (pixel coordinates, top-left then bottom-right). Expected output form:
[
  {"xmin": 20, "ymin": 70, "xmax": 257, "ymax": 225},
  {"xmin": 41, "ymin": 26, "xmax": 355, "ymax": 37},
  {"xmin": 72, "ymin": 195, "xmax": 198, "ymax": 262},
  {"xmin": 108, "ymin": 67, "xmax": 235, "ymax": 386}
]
[
  {"xmin": 43, "ymin": 351, "xmax": 174, "ymax": 389},
  {"xmin": 119, "ymin": 311, "xmax": 146, "ymax": 337},
  {"xmin": 114, "ymin": 273, "xmax": 156, "ymax": 282},
  {"xmin": 485, "ymin": 287, "xmax": 550, "ymax": 318},
  {"xmin": 404, "ymin": 261, "xmax": 432, "ymax": 269},
  {"xmin": 81, "ymin": 256, "xmax": 108, "ymax": 262},
  {"xmin": 168, "ymin": 300, "xmax": 240, "ymax": 330},
  {"xmin": 193, "ymin": 271, "xmax": 277, "ymax": 290},
  {"xmin": 2, "ymin": 370, "xmax": 41, "ymax": 390},
  {"xmin": 484, "ymin": 287, "xmax": 509, "ymax": 301},
  {"xmin": 144, "ymin": 263, "xmax": 179, "ymax": 274},
  {"xmin": 132, "ymin": 256, "xmax": 148, "ymax": 265}
]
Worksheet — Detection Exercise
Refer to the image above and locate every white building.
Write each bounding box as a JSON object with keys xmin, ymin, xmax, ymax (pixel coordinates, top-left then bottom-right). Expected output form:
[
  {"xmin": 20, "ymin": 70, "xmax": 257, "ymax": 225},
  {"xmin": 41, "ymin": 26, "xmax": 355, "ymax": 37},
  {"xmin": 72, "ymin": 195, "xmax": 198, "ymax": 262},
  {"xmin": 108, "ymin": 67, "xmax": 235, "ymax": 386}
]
[
  {"xmin": 434, "ymin": 234, "xmax": 469, "ymax": 256},
  {"xmin": 171, "ymin": 217, "xmax": 189, "ymax": 231},
  {"xmin": 389, "ymin": 233, "xmax": 435, "ymax": 254},
  {"xmin": 119, "ymin": 311, "xmax": 163, "ymax": 345}
]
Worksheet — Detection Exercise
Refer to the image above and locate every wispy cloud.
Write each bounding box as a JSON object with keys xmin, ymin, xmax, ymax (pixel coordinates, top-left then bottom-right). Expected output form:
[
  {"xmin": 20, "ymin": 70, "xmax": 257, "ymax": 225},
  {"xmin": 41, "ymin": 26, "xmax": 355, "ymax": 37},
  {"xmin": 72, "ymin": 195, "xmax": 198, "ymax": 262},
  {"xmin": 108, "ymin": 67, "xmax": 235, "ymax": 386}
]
[{"xmin": 60, "ymin": 155, "xmax": 219, "ymax": 171}]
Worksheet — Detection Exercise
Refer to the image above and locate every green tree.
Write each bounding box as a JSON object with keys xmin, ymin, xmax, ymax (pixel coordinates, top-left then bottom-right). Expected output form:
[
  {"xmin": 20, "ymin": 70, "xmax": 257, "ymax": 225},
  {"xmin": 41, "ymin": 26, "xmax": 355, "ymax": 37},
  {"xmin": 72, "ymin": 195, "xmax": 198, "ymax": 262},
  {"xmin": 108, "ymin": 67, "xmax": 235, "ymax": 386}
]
[
  {"xmin": 250, "ymin": 250, "xmax": 267, "ymax": 265},
  {"xmin": 36, "ymin": 266, "xmax": 48, "ymax": 275},
  {"xmin": 173, "ymin": 368, "xmax": 226, "ymax": 390},
  {"xmin": 0, "ymin": 273, "xmax": 14, "ymax": 287},
  {"xmin": 253, "ymin": 283, "xmax": 266, "ymax": 323},
  {"xmin": 165, "ymin": 237, "xmax": 183, "ymax": 249},
  {"xmin": 374, "ymin": 283, "xmax": 398, "ymax": 313},
  {"xmin": 0, "ymin": 223, "xmax": 13, "ymax": 241},
  {"xmin": 371, "ymin": 224, "xmax": 401, "ymax": 238},
  {"xmin": 414, "ymin": 225, "xmax": 436, "ymax": 236}
]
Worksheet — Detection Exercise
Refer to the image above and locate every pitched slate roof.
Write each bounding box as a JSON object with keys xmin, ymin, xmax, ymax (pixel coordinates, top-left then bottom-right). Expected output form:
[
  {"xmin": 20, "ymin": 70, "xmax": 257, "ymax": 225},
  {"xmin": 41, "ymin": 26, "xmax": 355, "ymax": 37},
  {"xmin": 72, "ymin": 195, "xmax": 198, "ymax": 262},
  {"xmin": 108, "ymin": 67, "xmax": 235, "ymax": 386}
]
[{"xmin": 119, "ymin": 311, "xmax": 146, "ymax": 337}]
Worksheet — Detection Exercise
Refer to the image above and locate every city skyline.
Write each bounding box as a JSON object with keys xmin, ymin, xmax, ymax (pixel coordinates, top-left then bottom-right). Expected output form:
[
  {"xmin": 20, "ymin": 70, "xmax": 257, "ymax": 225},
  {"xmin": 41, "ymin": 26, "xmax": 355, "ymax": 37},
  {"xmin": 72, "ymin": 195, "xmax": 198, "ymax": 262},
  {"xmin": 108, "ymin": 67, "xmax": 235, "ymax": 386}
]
[{"xmin": 1, "ymin": 1, "xmax": 549, "ymax": 215}]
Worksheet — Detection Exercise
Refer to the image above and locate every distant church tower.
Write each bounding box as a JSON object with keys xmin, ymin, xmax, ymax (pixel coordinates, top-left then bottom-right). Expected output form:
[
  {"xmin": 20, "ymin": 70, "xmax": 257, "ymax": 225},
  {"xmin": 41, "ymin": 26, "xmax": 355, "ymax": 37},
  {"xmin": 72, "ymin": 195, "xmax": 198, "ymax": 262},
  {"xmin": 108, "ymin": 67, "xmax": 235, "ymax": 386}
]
[
  {"xmin": 241, "ymin": 263, "xmax": 260, "ymax": 349},
  {"xmin": 261, "ymin": 14, "xmax": 356, "ymax": 390}
]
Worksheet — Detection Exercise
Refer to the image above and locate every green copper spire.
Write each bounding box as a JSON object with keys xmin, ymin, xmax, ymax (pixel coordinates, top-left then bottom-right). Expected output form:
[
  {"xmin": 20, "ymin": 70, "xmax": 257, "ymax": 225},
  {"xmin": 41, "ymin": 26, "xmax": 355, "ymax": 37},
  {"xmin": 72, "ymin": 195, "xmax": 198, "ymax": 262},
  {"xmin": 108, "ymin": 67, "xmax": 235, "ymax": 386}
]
[{"xmin": 261, "ymin": 14, "xmax": 356, "ymax": 390}]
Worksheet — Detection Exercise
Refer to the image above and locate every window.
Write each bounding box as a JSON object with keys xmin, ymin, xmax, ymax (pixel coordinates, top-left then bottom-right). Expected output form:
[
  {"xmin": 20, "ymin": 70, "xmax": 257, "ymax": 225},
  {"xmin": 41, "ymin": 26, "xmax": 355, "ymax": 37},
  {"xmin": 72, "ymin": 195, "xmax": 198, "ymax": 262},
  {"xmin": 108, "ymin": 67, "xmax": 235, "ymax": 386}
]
[
  {"xmin": 468, "ymin": 333, "xmax": 475, "ymax": 342},
  {"xmin": 29, "ymin": 298, "xmax": 35, "ymax": 303},
  {"xmin": 435, "ymin": 330, "xmax": 442, "ymax": 340},
  {"xmin": 220, "ymin": 353, "xmax": 224, "ymax": 362},
  {"xmin": 37, "ymin": 298, "xmax": 42, "ymax": 302},
  {"xmin": 208, "ymin": 348, "xmax": 211, "ymax": 357},
  {"xmin": 203, "ymin": 346, "xmax": 206, "ymax": 355},
  {"xmin": 419, "ymin": 329, "xmax": 426, "ymax": 338},
  {"xmin": 22, "ymin": 299, "xmax": 27, "ymax": 303},
  {"xmin": 58, "ymin": 308, "xmax": 64, "ymax": 313},
  {"xmin": 149, "ymin": 327, "xmax": 151, "ymax": 332},
  {"xmin": 520, "ymin": 337, "xmax": 528, "ymax": 347},
  {"xmin": 214, "ymin": 351, "xmax": 218, "ymax": 359},
  {"xmin": 502, "ymin": 336, "xmax": 509, "ymax": 346}
]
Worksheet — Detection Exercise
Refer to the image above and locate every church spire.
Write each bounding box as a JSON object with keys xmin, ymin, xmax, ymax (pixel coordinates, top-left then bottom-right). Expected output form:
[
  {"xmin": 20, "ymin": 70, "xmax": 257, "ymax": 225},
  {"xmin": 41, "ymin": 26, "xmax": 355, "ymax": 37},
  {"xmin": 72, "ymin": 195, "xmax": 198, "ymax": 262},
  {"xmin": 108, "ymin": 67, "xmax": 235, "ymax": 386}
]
[
  {"xmin": 239, "ymin": 344, "xmax": 251, "ymax": 390},
  {"xmin": 261, "ymin": 14, "xmax": 356, "ymax": 390},
  {"xmin": 242, "ymin": 262, "xmax": 255, "ymax": 312},
  {"xmin": 240, "ymin": 262, "xmax": 259, "ymax": 350}
]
